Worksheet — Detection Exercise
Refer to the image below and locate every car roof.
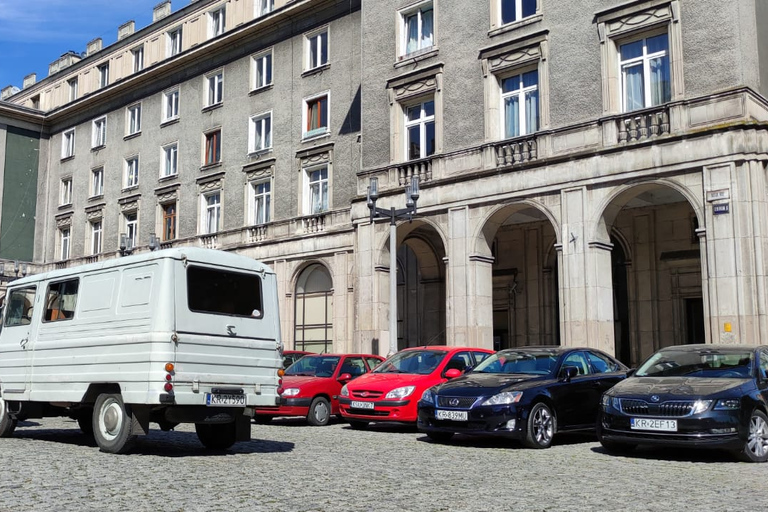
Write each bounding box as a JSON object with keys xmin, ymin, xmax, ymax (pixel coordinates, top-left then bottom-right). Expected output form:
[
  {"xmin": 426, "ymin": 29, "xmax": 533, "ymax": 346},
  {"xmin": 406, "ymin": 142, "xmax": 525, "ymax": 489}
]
[
  {"xmin": 657, "ymin": 344, "xmax": 764, "ymax": 353},
  {"xmin": 400, "ymin": 345, "xmax": 492, "ymax": 352},
  {"xmin": 292, "ymin": 353, "xmax": 382, "ymax": 358},
  {"xmin": 495, "ymin": 346, "xmax": 594, "ymax": 355}
]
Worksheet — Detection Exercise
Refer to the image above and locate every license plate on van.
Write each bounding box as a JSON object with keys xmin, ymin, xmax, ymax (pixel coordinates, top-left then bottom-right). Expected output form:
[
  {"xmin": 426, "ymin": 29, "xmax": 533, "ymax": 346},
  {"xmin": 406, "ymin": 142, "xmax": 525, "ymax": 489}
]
[{"xmin": 206, "ymin": 393, "xmax": 246, "ymax": 406}]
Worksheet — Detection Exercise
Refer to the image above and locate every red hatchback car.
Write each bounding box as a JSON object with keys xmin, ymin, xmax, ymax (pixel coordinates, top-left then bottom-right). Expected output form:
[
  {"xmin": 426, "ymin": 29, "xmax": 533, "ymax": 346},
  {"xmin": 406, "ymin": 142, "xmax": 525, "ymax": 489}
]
[
  {"xmin": 338, "ymin": 346, "xmax": 494, "ymax": 428},
  {"xmin": 255, "ymin": 353, "xmax": 384, "ymax": 426}
]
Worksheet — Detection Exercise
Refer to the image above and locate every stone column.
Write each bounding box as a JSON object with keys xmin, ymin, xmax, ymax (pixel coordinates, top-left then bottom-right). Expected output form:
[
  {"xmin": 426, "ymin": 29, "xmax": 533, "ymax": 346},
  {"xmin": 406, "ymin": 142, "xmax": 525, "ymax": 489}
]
[{"xmin": 354, "ymin": 220, "xmax": 385, "ymax": 356}]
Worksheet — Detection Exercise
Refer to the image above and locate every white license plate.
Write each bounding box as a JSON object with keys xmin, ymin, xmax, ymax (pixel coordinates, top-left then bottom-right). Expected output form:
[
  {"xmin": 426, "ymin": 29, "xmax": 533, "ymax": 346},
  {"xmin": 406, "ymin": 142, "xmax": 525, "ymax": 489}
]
[
  {"xmin": 350, "ymin": 400, "xmax": 374, "ymax": 410},
  {"xmin": 206, "ymin": 393, "xmax": 246, "ymax": 406},
  {"xmin": 631, "ymin": 418, "xmax": 677, "ymax": 431},
  {"xmin": 436, "ymin": 410, "xmax": 468, "ymax": 422}
]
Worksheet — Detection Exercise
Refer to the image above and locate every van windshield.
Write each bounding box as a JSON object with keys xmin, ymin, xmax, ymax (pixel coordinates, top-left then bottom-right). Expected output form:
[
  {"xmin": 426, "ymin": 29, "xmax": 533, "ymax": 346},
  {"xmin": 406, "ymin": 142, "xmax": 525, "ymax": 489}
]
[{"xmin": 187, "ymin": 266, "xmax": 263, "ymax": 317}]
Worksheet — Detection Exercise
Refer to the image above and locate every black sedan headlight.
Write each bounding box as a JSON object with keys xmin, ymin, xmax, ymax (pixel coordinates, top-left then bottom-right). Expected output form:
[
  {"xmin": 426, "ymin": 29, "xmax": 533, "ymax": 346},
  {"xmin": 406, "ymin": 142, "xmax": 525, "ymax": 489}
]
[
  {"xmin": 600, "ymin": 394, "xmax": 620, "ymax": 410},
  {"xmin": 714, "ymin": 398, "xmax": 740, "ymax": 410}
]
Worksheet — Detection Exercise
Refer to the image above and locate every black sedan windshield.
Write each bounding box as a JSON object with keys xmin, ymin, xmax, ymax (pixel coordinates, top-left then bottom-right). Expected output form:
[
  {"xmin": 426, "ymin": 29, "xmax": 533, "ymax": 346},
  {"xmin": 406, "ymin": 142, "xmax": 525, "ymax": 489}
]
[
  {"xmin": 373, "ymin": 350, "xmax": 448, "ymax": 375},
  {"xmin": 636, "ymin": 349, "xmax": 753, "ymax": 378},
  {"xmin": 285, "ymin": 356, "xmax": 340, "ymax": 377},
  {"xmin": 474, "ymin": 349, "xmax": 557, "ymax": 375}
]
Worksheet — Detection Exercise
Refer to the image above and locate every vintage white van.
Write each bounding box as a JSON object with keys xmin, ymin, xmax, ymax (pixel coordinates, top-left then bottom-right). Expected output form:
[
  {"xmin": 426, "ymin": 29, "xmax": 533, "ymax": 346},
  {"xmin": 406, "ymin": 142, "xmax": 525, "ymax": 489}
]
[{"xmin": 0, "ymin": 248, "xmax": 282, "ymax": 453}]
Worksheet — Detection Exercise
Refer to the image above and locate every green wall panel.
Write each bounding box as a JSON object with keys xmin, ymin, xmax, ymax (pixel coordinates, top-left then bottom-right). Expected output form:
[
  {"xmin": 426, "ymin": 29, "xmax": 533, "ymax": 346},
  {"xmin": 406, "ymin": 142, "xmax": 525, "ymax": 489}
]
[{"xmin": 1, "ymin": 126, "xmax": 40, "ymax": 261}]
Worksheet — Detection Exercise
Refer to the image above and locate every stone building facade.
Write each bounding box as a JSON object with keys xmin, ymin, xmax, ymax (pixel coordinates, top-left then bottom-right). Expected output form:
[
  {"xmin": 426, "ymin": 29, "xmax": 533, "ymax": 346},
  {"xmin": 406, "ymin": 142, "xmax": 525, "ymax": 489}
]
[{"xmin": 2, "ymin": 0, "xmax": 768, "ymax": 365}]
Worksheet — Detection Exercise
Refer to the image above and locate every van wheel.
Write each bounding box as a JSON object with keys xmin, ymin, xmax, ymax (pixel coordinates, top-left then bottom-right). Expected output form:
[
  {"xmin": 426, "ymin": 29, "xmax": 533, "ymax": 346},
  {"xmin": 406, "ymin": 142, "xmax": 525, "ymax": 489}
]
[
  {"xmin": 76, "ymin": 408, "xmax": 94, "ymax": 438},
  {"xmin": 93, "ymin": 393, "xmax": 136, "ymax": 454},
  {"xmin": 0, "ymin": 396, "xmax": 17, "ymax": 437},
  {"xmin": 196, "ymin": 422, "xmax": 237, "ymax": 450},
  {"xmin": 307, "ymin": 397, "xmax": 331, "ymax": 426}
]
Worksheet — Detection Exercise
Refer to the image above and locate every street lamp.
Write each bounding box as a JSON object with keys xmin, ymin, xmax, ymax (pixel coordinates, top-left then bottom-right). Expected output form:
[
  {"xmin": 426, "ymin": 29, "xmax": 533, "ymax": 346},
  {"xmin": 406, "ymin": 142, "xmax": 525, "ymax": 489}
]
[{"xmin": 367, "ymin": 175, "xmax": 420, "ymax": 356}]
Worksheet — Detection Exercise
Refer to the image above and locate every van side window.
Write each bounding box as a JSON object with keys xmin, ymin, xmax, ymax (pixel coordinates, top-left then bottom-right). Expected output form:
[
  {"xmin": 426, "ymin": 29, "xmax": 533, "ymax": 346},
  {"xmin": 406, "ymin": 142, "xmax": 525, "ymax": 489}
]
[
  {"xmin": 187, "ymin": 266, "xmax": 263, "ymax": 317},
  {"xmin": 44, "ymin": 279, "xmax": 79, "ymax": 322},
  {"xmin": 4, "ymin": 287, "xmax": 37, "ymax": 327}
]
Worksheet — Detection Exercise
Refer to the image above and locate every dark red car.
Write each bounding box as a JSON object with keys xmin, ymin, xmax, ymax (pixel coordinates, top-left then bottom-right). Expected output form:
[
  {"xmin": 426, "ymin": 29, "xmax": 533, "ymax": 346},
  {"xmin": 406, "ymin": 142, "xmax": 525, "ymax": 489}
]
[
  {"xmin": 338, "ymin": 346, "xmax": 494, "ymax": 429},
  {"xmin": 255, "ymin": 353, "xmax": 384, "ymax": 426}
]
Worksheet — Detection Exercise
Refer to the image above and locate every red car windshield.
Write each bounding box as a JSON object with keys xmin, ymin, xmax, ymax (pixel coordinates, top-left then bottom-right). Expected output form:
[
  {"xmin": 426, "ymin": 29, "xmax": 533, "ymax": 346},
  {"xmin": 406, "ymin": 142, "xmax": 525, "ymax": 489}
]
[
  {"xmin": 373, "ymin": 350, "xmax": 448, "ymax": 375},
  {"xmin": 285, "ymin": 355, "xmax": 340, "ymax": 377}
]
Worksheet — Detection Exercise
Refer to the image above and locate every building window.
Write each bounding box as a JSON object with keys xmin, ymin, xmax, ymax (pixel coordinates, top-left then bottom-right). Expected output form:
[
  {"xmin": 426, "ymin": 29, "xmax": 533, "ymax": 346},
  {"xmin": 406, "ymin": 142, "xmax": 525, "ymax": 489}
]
[
  {"xmin": 620, "ymin": 33, "xmax": 671, "ymax": 112},
  {"xmin": 204, "ymin": 130, "xmax": 222, "ymax": 165},
  {"xmin": 401, "ymin": 2, "xmax": 433, "ymax": 56},
  {"xmin": 206, "ymin": 72, "xmax": 223, "ymax": 107},
  {"xmin": 304, "ymin": 166, "xmax": 329, "ymax": 215},
  {"xmin": 168, "ymin": 27, "xmax": 183, "ymax": 57},
  {"xmin": 501, "ymin": 69, "xmax": 538, "ymax": 138},
  {"xmin": 98, "ymin": 63, "xmax": 109, "ymax": 89},
  {"xmin": 255, "ymin": 0, "xmax": 274, "ymax": 17},
  {"xmin": 202, "ymin": 191, "xmax": 221, "ymax": 234},
  {"xmin": 162, "ymin": 203, "xmax": 177, "ymax": 241},
  {"xmin": 500, "ymin": 0, "xmax": 536, "ymax": 25},
  {"xmin": 249, "ymin": 112, "xmax": 272, "ymax": 153},
  {"xmin": 60, "ymin": 228, "xmax": 71, "ymax": 260},
  {"xmin": 127, "ymin": 104, "xmax": 142, "ymax": 135},
  {"xmin": 92, "ymin": 116, "xmax": 107, "ymax": 148},
  {"xmin": 61, "ymin": 128, "xmax": 75, "ymax": 159},
  {"xmin": 252, "ymin": 50, "xmax": 273, "ymax": 90},
  {"xmin": 251, "ymin": 180, "xmax": 271, "ymax": 225},
  {"xmin": 125, "ymin": 156, "xmax": 139, "ymax": 188},
  {"xmin": 60, "ymin": 178, "xmax": 73, "ymax": 206},
  {"xmin": 124, "ymin": 212, "xmax": 138, "ymax": 250},
  {"xmin": 303, "ymin": 93, "xmax": 329, "ymax": 139},
  {"xmin": 294, "ymin": 264, "xmax": 333, "ymax": 353},
  {"xmin": 209, "ymin": 7, "xmax": 226, "ymax": 38},
  {"xmin": 162, "ymin": 142, "xmax": 178, "ymax": 177},
  {"xmin": 91, "ymin": 167, "xmax": 104, "ymax": 197},
  {"xmin": 405, "ymin": 99, "xmax": 435, "ymax": 160},
  {"xmin": 163, "ymin": 89, "xmax": 180, "ymax": 122},
  {"xmin": 68, "ymin": 78, "xmax": 78, "ymax": 102},
  {"xmin": 90, "ymin": 220, "xmax": 103, "ymax": 255},
  {"xmin": 132, "ymin": 45, "xmax": 144, "ymax": 73},
  {"xmin": 305, "ymin": 28, "xmax": 328, "ymax": 70}
]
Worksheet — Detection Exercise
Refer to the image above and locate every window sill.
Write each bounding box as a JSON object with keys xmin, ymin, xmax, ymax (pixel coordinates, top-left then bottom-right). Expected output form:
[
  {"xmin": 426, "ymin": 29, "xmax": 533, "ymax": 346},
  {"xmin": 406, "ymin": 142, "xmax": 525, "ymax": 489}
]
[
  {"xmin": 249, "ymin": 83, "xmax": 274, "ymax": 95},
  {"xmin": 60, "ymin": 155, "xmax": 75, "ymax": 163},
  {"xmin": 161, "ymin": 117, "xmax": 180, "ymax": 128},
  {"xmin": 91, "ymin": 144, "xmax": 106, "ymax": 152},
  {"xmin": 200, "ymin": 162, "xmax": 223, "ymax": 172},
  {"xmin": 395, "ymin": 47, "xmax": 439, "ymax": 68},
  {"xmin": 88, "ymin": 194, "xmax": 104, "ymax": 201},
  {"xmin": 124, "ymin": 131, "xmax": 141, "ymax": 141},
  {"xmin": 202, "ymin": 102, "xmax": 223, "ymax": 113},
  {"xmin": 121, "ymin": 185, "xmax": 139, "ymax": 194},
  {"xmin": 302, "ymin": 63, "xmax": 330, "ymax": 78},
  {"xmin": 57, "ymin": 203, "xmax": 73, "ymax": 210},
  {"xmin": 488, "ymin": 14, "xmax": 543, "ymax": 38},
  {"xmin": 302, "ymin": 129, "xmax": 330, "ymax": 142},
  {"xmin": 159, "ymin": 173, "xmax": 179, "ymax": 183}
]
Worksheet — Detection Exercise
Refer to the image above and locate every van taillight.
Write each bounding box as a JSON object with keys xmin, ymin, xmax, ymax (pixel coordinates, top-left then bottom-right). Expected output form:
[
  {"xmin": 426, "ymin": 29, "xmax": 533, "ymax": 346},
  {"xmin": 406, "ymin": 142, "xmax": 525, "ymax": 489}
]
[
  {"xmin": 164, "ymin": 362, "xmax": 174, "ymax": 392},
  {"xmin": 164, "ymin": 382, "xmax": 173, "ymax": 392}
]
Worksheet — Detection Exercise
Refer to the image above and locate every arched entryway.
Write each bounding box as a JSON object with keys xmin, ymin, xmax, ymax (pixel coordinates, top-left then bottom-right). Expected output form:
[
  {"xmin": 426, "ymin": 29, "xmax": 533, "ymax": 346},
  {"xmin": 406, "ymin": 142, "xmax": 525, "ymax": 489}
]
[{"xmin": 294, "ymin": 263, "xmax": 333, "ymax": 353}]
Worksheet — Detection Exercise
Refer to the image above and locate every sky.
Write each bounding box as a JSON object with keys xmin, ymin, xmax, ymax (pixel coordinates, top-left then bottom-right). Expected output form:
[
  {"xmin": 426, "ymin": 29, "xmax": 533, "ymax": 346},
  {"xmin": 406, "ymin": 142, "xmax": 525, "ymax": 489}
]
[{"xmin": 0, "ymin": 0, "xmax": 167, "ymax": 90}]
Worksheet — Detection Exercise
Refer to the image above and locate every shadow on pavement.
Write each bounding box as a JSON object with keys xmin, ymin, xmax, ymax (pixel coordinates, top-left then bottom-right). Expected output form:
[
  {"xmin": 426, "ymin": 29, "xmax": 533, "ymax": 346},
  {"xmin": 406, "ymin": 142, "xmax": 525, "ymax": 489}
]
[
  {"xmin": 590, "ymin": 444, "xmax": 739, "ymax": 464},
  {"xmin": 415, "ymin": 431, "xmax": 597, "ymax": 449}
]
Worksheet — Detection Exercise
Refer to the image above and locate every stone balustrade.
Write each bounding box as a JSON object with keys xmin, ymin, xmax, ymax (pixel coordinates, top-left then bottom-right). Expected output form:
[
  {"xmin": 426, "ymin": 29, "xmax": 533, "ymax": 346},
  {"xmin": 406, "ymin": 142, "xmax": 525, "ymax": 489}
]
[
  {"xmin": 616, "ymin": 106, "xmax": 670, "ymax": 143},
  {"xmin": 494, "ymin": 135, "xmax": 539, "ymax": 166}
]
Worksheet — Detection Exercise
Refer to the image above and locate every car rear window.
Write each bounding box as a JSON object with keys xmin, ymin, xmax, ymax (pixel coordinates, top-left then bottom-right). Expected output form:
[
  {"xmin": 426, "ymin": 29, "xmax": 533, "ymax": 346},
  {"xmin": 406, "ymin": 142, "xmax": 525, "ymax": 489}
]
[{"xmin": 187, "ymin": 266, "xmax": 263, "ymax": 317}]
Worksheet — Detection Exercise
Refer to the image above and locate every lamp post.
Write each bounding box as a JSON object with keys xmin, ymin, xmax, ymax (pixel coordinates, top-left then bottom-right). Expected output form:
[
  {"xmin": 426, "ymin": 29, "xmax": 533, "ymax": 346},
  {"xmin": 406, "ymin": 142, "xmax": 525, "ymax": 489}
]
[
  {"xmin": 0, "ymin": 260, "xmax": 28, "ymax": 283},
  {"xmin": 366, "ymin": 175, "xmax": 420, "ymax": 356}
]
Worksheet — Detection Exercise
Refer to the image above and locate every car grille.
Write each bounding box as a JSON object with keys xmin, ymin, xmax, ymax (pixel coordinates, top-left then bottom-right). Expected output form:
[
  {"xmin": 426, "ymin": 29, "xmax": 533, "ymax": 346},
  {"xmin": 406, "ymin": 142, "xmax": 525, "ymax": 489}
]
[
  {"xmin": 436, "ymin": 396, "xmax": 479, "ymax": 408},
  {"xmin": 351, "ymin": 390, "xmax": 384, "ymax": 399},
  {"xmin": 619, "ymin": 399, "xmax": 697, "ymax": 417}
]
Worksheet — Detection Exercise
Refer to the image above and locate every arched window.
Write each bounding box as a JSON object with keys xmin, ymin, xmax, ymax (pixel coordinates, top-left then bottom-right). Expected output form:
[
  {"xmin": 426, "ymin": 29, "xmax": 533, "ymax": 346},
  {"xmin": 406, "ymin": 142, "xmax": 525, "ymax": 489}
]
[{"xmin": 294, "ymin": 264, "xmax": 333, "ymax": 353}]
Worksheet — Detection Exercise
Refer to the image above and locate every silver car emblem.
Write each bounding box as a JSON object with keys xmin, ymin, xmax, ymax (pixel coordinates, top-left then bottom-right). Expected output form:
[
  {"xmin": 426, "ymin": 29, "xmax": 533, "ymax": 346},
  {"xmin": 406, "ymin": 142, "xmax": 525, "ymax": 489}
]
[
  {"xmin": 449, "ymin": 398, "xmax": 460, "ymax": 407},
  {"xmin": 650, "ymin": 395, "xmax": 660, "ymax": 403}
]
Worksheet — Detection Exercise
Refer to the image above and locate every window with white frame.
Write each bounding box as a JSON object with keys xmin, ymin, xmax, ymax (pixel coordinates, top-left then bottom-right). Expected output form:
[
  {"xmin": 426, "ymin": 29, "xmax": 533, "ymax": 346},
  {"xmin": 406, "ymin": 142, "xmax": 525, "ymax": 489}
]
[
  {"xmin": 162, "ymin": 89, "xmax": 180, "ymax": 122},
  {"xmin": 250, "ymin": 180, "xmax": 271, "ymax": 225},
  {"xmin": 125, "ymin": 156, "xmax": 139, "ymax": 188},
  {"xmin": 209, "ymin": 7, "xmax": 226, "ymax": 38},
  {"xmin": 400, "ymin": 2, "xmax": 433, "ymax": 56},
  {"xmin": 60, "ymin": 227, "xmax": 71, "ymax": 260},
  {"xmin": 405, "ymin": 98, "xmax": 435, "ymax": 160},
  {"xmin": 127, "ymin": 104, "xmax": 141, "ymax": 135},
  {"xmin": 255, "ymin": 0, "xmax": 273, "ymax": 17},
  {"xmin": 61, "ymin": 128, "xmax": 75, "ymax": 159},
  {"xmin": 92, "ymin": 116, "xmax": 107, "ymax": 148},
  {"xmin": 206, "ymin": 72, "xmax": 223, "ymax": 107},
  {"xmin": 132, "ymin": 45, "xmax": 144, "ymax": 73},
  {"xmin": 68, "ymin": 78, "xmax": 78, "ymax": 102},
  {"xmin": 303, "ymin": 93, "xmax": 329, "ymax": 139},
  {"xmin": 98, "ymin": 63, "xmax": 109, "ymax": 89},
  {"xmin": 500, "ymin": 0, "xmax": 537, "ymax": 25},
  {"xmin": 60, "ymin": 178, "xmax": 73, "ymax": 205},
  {"xmin": 305, "ymin": 28, "xmax": 328, "ymax": 70},
  {"xmin": 619, "ymin": 33, "xmax": 671, "ymax": 112},
  {"xmin": 162, "ymin": 142, "xmax": 179, "ymax": 177},
  {"xmin": 252, "ymin": 50, "xmax": 273, "ymax": 90},
  {"xmin": 501, "ymin": 69, "xmax": 539, "ymax": 138},
  {"xmin": 162, "ymin": 202, "xmax": 177, "ymax": 241},
  {"xmin": 168, "ymin": 27, "xmax": 183, "ymax": 57},
  {"xmin": 124, "ymin": 212, "xmax": 138, "ymax": 249},
  {"xmin": 90, "ymin": 220, "xmax": 103, "ymax": 255},
  {"xmin": 91, "ymin": 167, "xmax": 104, "ymax": 197},
  {"xmin": 249, "ymin": 112, "xmax": 272, "ymax": 153},
  {"xmin": 204, "ymin": 129, "xmax": 222, "ymax": 166},
  {"xmin": 202, "ymin": 191, "xmax": 221, "ymax": 234},
  {"xmin": 304, "ymin": 166, "xmax": 329, "ymax": 215}
]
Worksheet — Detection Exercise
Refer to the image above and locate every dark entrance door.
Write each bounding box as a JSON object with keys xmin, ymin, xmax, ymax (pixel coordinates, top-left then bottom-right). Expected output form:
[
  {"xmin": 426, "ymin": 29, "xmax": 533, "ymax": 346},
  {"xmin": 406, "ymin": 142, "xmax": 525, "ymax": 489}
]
[{"xmin": 685, "ymin": 297, "xmax": 705, "ymax": 344}]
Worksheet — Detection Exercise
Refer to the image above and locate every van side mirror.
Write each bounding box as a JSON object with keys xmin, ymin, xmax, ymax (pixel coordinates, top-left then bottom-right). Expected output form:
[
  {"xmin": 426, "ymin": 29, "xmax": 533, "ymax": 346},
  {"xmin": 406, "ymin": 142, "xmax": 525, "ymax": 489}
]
[
  {"xmin": 444, "ymin": 368, "xmax": 462, "ymax": 379},
  {"xmin": 559, "ymin": 366, "xmax": 578, "ymax": 382}
]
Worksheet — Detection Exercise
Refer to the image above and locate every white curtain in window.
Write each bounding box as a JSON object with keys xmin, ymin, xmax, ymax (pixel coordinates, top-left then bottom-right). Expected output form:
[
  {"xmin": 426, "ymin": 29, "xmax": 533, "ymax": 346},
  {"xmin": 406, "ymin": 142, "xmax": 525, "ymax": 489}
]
[
  {"xmin": 649, "ymin": 56, "xmax": 670, "ymax": 106},
  {"xmin": 624, "ymin": 65, "xmax": 644, "ymax": 112},
  {"xmin": 525, "ymin": 90, "xmax": 539, "ymax": 134},
  {"xmin": 406, "ymin": 14, "xmax": 419, "ymax": 54},
  {"xmin": 421, "ymin": 9, "xmax": 433, "ymax": 49},
  {"xmin": 504, "ymin": 96, "xmax": 520, "ymax": 138}
]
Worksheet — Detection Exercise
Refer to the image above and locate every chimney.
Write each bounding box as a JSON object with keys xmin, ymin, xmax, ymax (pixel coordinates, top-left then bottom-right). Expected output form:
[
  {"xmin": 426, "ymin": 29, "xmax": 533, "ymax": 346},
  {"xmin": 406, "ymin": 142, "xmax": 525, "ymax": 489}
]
[
  {"xmin": 22, "ymin": 73, "xmax": 37, "ymax": 89},
  {"xmin": 86, "ymin": 38, "xmax": 103, "ymax": 57},
  {"xmin": 118, "ymin": 20, "xmax": 135, "ymax": 40},
  {"xmin": 153, "ymin": 1, "xmax": 172, "ymax": 22},
  {"xmin": 1, "ymin": 86, "xmax": 20, "ymax": 101},
  {"xmin": 48, "ymin": 51, "xmax": 82, "ymax": 76}
]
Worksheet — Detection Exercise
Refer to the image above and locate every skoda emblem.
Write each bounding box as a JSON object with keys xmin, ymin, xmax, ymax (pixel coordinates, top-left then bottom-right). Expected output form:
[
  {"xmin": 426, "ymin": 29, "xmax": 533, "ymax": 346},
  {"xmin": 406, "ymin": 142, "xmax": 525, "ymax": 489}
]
[
  {"xmin": 449, "ymin": 398, "xmax": 460, "ymax": 407},
  {"xmin": 650, "ymin": 395, "xmax": 660, "ymax": 403}
]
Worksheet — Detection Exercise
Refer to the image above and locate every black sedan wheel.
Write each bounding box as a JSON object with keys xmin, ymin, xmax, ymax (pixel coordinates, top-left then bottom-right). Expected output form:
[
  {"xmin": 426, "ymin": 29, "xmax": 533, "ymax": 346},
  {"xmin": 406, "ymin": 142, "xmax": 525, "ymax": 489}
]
[
  {"xmin": 738, "ymin": 410, "xmax": 768, "ymax": 462},
  {"xmin": 524, "ymin": 402, "xmax": 555, "ymax": 449}
]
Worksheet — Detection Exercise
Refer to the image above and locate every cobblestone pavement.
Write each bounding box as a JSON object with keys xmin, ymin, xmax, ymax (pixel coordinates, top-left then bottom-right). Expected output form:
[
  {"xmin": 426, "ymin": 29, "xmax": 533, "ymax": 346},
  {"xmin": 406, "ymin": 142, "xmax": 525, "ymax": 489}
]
[{"xmin": 0, "ymin": 416, "xmax": 765, "ymax": 512}]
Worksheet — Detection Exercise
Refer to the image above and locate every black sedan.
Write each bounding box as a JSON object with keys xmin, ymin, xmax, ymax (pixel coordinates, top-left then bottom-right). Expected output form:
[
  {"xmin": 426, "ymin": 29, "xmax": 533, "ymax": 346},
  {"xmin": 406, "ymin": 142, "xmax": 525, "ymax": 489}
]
[
  {"xmin": 417, "ymin": 346, "xmax": 628, "ymax": 448},
  {"xmin": 598, "ymin": 344, "xmax": 768, "ymax": 462}
]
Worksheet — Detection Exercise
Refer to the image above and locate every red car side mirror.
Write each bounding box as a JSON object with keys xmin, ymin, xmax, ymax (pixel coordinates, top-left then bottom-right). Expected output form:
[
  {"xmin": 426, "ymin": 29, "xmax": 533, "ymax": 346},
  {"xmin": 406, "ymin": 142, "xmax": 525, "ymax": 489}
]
[
  {"xmin": 445, "ymin": 368, "xmax": 462, "ymax": 379},
  {"xmin": 338, "ymin": 373, "xmax": 353, "ymax": 382}
]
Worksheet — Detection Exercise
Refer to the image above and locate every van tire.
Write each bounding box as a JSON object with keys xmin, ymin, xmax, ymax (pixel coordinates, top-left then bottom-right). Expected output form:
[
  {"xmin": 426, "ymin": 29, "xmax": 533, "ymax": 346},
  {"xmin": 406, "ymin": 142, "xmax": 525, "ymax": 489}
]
[
  {"xmin": 307, "ymin": 397, "xmax": 331, "ymax": 426},
  {"xmin": 93, "ymin": 393, "xmax": 136, "ymax": 454},
  {"xmin": 196, "ymin": 422, "xmax": 237, "ymax": 450},
  {"xmin": 0, "ymin": 396, "xmax": 17, "ymax": 437},
  {"xmin": 76, "ymin": 408, "xmax": 94, "ymax": 438}
]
